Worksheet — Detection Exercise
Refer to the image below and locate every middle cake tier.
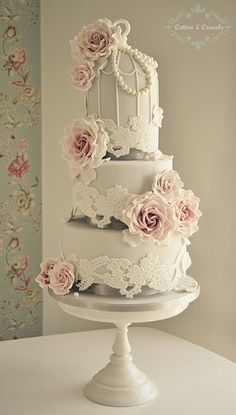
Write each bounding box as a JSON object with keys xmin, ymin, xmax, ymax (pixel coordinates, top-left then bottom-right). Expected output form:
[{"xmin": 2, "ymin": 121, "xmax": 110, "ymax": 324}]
[
  {"xmin": 72, "ymin": 157, "xmax": 173, "ymax": 228},
  {"xmin": 61, "ymin": 218, "xmax": 189, "ymax": 297}
]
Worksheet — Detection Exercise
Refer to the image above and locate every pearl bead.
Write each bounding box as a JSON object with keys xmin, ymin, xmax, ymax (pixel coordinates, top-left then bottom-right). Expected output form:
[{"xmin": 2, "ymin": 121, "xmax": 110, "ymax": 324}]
[{"xmin": 111, "ymin": 44, "xmax": 156, "ymax": 96}]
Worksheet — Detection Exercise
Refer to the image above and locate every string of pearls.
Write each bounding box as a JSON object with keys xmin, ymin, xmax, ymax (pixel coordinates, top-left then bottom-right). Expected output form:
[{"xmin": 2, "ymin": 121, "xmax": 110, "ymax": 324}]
[{"xmin": 111, "ymin": 44, "xmax": 158, "ymax": 96}]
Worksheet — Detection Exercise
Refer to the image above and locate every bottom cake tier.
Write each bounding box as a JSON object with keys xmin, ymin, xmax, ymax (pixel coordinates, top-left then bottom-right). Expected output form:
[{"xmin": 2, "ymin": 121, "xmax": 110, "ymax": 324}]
[{"xmin": 59, "ymin": 219, "xmax": 191, "ymax": 298}]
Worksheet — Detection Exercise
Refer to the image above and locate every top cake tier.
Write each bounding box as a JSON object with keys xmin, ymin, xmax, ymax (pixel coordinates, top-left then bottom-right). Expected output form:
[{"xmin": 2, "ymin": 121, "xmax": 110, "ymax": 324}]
[{"xmin": 69, "ymin": 18, "xmax": 163, "ymax": 162}]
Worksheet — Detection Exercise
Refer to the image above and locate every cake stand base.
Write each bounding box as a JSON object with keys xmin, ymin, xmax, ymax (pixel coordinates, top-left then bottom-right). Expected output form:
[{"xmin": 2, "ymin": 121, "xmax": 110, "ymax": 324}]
[
  {"xmin": 49, "ymin": 276, "xmax": 199, "ymax": 407},
  {"xmin": 84, "ymin": 322, "xmax": 157, "ymax": 406},
  {"xmin": 85, "ymin": 322, "xmax": 157, "ymax": 406}
]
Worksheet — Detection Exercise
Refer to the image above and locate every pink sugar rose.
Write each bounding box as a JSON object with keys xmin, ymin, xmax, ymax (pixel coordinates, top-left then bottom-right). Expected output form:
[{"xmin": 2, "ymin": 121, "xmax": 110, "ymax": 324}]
[
  {"xmin": 49, "ymin": 261, "xmax": 75, "ymax": 295},
  {"xmin": 71, "ymin": 61, "xmax": 95, "ymax": 91},
  {"xmin": 152, "ymin": 170, "xmax": 184, "ymax": 202},
  {"xmin": 35, "ymin": 257, "xmax": 60, "ymax": 288},
  {"xmin": 7, "ymin": 154, "xmax": 30, "ymax": 178},
  {"xmin": 61, "ymin": 117, "xmax": 108, "ymax": 180},
  {"xmin": 122, "ymin": 192, "xmax": 175, "ymax": 247},
  {"xmin": 6, "ymin": 48, "xmax": 27, "ymax": 72},
  {"xmin": 70, "ymin": 18, "xmax": 118, "ymax": 61},
  {"xmin": 174, "ymin": 189, "xmax": 202, "ymax": 238}
]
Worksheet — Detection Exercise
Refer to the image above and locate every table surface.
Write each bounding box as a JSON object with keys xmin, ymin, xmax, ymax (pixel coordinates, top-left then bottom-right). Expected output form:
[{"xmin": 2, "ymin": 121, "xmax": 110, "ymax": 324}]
[{"xmin": 0, "ymin": 327, "xmax": 236, "ymax": 415}]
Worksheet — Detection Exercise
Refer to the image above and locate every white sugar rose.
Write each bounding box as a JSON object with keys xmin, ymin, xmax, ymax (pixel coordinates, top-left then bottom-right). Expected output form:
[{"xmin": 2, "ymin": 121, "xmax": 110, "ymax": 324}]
[
  {"xmin": 70, "ymin": 18, "xmax": 118, "ymax": 61},
  {"xmin": 71, "ymin": 61, "xmax": 95, "ymax": 91},
  {"xmin": 122, "ymin": 192, "xmax": 175, "ymax": 247},
  {"xmin": 49, "ymin": 261, "xmax": 75, "ymax": 295},
  {"xmin": 61, "ymin": 117, "xmax": 108, "ymax": 182},
  {"xmin": 152, "ymin": 170, "xmax": 184, "ymax": 202},
  {"xmin": 174, "ymin": 189, "xmax": 202, "ymax": 238}
]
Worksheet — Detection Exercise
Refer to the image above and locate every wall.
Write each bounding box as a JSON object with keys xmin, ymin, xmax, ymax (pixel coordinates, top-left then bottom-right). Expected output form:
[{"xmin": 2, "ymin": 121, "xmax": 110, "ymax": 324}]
[
  {"xmin": 41, "ymin": 0, "xmax": 236, "ymax": 361},
  {"xmin": 0, "ymin": 0, "xmax": 42, "ymax": 340}
]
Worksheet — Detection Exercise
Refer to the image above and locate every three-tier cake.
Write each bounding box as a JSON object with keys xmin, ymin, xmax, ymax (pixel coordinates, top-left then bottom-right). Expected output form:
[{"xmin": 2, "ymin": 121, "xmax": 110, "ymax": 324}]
[{"xmin": 36, "ymin": 18, "xmax": 201, "ymax": 298}]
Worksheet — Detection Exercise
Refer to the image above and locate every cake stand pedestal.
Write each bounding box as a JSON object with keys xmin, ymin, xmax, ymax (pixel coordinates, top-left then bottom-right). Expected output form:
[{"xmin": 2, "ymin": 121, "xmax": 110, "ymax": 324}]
[{"xmin": 49, "ymin": 276, "xmax": 199, "ymax": 407}]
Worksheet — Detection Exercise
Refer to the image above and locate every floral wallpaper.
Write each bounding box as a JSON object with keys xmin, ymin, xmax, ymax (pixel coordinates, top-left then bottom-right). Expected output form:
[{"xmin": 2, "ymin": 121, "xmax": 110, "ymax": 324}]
[{"xmin": 0, "ymin": 0, "xmax": 41, "ymax": 340}]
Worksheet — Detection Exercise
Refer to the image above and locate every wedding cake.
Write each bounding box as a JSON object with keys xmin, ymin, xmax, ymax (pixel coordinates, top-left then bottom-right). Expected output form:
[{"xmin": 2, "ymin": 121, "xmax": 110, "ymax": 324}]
[{"xmin": 36, "ymin": 18, "xmax": 201, "ymax": 298}]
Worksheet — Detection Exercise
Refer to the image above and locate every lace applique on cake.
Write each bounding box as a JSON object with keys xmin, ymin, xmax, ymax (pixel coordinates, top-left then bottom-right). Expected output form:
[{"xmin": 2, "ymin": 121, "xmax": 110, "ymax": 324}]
[
  {"xmin": 103, "ymin": 106, "xmax": 163, "ymax": 158},
  {"xmin": 73, "ymin": 182, "xmax": 130, "ymax": 228},
  {"xmin": 73, "ymin": 253, "xmax": 177, "ymax": 298}
]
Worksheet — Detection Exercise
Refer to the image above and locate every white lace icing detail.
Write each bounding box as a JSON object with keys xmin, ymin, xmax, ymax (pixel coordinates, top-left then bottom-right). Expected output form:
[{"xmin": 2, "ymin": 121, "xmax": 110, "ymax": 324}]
[
  {"xmin": 103, "ymin": 106, "xmax": 163, "ymax": 158},
  {"xmin": 71, "ymin": 253, "xmax": 177, "ymax": 298},
  {"xmin": 73, "ymin": 182, "xmax": 129, "ymax": 228}
]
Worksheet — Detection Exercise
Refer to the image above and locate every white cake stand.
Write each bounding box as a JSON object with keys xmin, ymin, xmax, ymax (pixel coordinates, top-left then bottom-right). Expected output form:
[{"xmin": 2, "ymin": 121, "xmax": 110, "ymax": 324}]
[{"xmin": 49, "ymin": 276, "xmax": 199, "ymax": 407}]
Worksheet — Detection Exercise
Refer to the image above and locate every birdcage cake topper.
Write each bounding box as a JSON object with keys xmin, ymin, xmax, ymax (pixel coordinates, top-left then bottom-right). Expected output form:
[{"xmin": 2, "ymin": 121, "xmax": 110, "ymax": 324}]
[{"xmin": 70, "ymin": 18, "xmax": 164, "ymax": 161}]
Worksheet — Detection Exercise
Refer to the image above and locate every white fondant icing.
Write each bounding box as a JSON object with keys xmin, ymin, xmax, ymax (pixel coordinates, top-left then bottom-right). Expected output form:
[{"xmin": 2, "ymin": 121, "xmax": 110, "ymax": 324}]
[{"xmin": 73, "ymin": 159, "xmax": 173, "ymax": 217}]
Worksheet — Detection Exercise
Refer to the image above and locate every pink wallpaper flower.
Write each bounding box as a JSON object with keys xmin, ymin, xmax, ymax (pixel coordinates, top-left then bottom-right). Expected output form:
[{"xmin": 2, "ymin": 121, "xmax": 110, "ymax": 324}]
[
  {"xmin": 19, "ymin": 137, "xmax": 29, "ymax": 152},
  {"xmin": 10, "ymin": 256, "xmax": 29, "ymax": 278},
  {"xmin": 7, "ymin": 155, "xmax": 30, "ymax": 179},
  {"xmin": 6, "ymin": 26, "xmax": 16, "ymax": 39},
  {"xmin": 5, "ymin": 47, "xmax": 27, "ymax": 72},
  {"xmin": 20, "ymin": 85, "xmax": 39, "ymax": 105}
]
